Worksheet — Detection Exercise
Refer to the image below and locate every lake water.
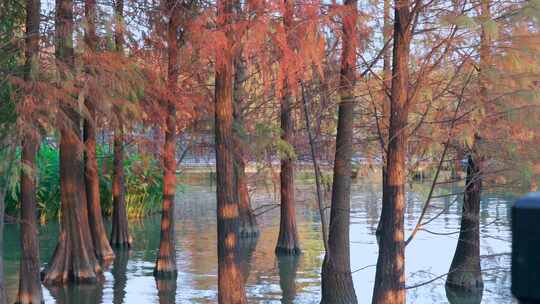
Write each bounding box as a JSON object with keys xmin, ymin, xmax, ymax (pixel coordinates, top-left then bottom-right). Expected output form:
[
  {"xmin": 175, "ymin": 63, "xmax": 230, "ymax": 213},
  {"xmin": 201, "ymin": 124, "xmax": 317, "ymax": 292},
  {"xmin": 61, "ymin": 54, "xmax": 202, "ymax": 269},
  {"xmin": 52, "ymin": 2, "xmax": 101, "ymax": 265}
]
[{"xmin": 2, "ymin": 179, "xmax": 515, "ymax": 303}]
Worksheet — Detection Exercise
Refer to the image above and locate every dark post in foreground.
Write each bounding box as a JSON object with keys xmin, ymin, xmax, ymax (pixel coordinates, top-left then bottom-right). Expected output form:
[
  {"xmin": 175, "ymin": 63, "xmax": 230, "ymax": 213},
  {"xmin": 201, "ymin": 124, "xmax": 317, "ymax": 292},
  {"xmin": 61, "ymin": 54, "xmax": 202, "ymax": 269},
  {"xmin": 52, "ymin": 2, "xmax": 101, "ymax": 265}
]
[{"xmin": 512, "ymin": 192, "xmax": 540, "ymax": 303}]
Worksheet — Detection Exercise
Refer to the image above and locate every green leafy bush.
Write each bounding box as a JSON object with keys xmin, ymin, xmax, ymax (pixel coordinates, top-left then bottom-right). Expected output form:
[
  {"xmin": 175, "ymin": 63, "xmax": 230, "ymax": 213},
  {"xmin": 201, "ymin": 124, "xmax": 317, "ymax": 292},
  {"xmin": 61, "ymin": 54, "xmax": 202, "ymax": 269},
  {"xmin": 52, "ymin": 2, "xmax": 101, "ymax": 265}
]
[{"xmin": 5, "ymin": 143, "xmax": 164, "ymax": 223}]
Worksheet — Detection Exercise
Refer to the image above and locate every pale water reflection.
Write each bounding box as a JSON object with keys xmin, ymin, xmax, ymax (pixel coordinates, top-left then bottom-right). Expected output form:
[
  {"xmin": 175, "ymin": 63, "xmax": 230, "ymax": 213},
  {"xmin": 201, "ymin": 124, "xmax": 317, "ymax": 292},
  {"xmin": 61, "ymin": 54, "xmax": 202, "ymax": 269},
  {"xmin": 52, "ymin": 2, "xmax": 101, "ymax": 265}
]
[{"xmin": 3, "ymin": 181, "xmax": 514, "ymax": 303}]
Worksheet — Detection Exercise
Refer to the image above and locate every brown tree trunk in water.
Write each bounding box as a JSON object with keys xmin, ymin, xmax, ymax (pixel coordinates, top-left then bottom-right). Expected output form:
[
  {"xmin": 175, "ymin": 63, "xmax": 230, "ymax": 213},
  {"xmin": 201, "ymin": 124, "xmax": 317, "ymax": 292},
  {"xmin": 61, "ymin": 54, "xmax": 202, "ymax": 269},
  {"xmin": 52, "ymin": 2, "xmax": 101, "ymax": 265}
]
[
  {"xmin": 17, "ymin": 138, "xmax": 43, "ymax": 303},
  {"xmin": 372, "ymin": 0, "xmax": 412, "ymax": 302},
  {"xmin": 233, "ymin": 53, "xmax": 259, "ymax": 239},
  {"xmin": 83, "ymin": 0, "xmax": 115, "ymax": 261},
  {"xmin": 446, "ymin": 0, "xmax": 490, "ymax": 292},
  {"xmin": 233, "ymin": 152, "xmax": 259, "ymax": 238},
  {"xmin": 446, "ymin": 154, "xmax": 483, "ymax": 290},
  {"xmin": 110, "ymin": 0, "xmax": 131, "ymax": 249},
  {"xmin": 110, "ymin": 125, "xmax": 131, "ymax": 247},
  {"xmin": 154, "ymin": 0, "xmax": 179, "ymax": 278},
  {"xmin": 320, "ymin": 1, "xmax": 358, "ymax": 303},
  {"xmin": 215, "ymin": 0, "xmax": 247, "ymax": 300},
  {"xmin": 43, "ymin": 116, "xmax": 103, "ymax": 284},
  {"xmin": 42, "ymin": 0, "xmax": 102, "ymax": 285},
  {"xmin": 276, "ymin": 0, "xmax": 301, "ymax": 256},
  {"xmin": 17, "ymin": 0, "xmax": 43, "ymax": 302},
  {"xmin": 376, "ymin": 0, "xmax": 392, "ymax": 239}
]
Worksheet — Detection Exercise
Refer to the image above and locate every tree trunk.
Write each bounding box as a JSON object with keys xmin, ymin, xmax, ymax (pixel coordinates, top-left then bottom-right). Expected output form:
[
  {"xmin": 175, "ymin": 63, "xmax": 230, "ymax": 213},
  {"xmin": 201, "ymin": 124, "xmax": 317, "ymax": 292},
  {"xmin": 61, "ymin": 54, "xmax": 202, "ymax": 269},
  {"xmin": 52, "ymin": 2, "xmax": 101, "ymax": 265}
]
[
  {"xmin": 376, "ymin": 0, "xmax": 392, "ymax": 239},
  {"xmin": 17, "ymin": 138, "xmax": 43, "ymax": 303},
  {"xmin": 154, "ymin": 0, "xmax": 180, "ymax": 278},
  {"xmin": 17, "ymin": 0, "xmax": 43, "ymax": 302},
  {"xmin": 320, "ymin": 0, "xmax": 358, "ymax": 302},
  {"xmin": 83, "ymin": 0, "xmax": 115, "ymax": 261},
  {"xmin": 215, "ymin": 0, "xmax": 248, "ymax": 300},
  {"xmin": 43, "ymin": 114, "xmax": 103, "ymax": 284},
  {"xmin": 233, "ymin": 154, "xmax": 259, "ymax": 238},
  {"xmin": 42, "ymin": 0, "xmax": 102, "ymax": 285},
  {"xmin": 110, "ymin": 125, "xmax": 131, "ymax": 248},
  {"xmin": 446, "ymin": 155, "xmax": 483, "ymax": 290},
  {"xmin": 372, "ymin": 0, "xmax": 412, "ymax": 302},
  {"xmin": 233, "ymin": 54, "xmax": 259, "ymax": 239},
  {"xmin": 276, "ymin": 0, "xmax": 301, "ymax": 256},
  {"xmin": 446, "ymin": 0, "xmax": 490, "ymax": 292},
  {"xmin": 110, "ymin": 0, "xmax": 131, "ymax": 249}
]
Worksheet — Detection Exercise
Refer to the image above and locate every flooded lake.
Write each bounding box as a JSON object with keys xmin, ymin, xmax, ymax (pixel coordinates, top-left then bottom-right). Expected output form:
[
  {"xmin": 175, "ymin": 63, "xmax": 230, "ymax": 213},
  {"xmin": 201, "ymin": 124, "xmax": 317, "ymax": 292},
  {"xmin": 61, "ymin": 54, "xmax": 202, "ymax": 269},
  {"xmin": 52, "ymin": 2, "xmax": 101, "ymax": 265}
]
[{"xmin": 2, "ymin": 179, "xmax": 514, "ymax": 303}]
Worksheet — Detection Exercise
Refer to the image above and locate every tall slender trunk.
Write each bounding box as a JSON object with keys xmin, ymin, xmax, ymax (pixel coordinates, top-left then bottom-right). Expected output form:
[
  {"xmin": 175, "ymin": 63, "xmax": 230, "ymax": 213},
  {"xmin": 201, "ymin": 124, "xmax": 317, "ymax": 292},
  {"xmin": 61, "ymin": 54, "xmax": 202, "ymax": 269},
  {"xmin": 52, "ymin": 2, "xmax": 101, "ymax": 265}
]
[
  {"xmin": 83, "ymin": 0, "xmax": 115, "ymax": 260},
  {"xmin": 110, "ymin": 0, "xmax": 131, "ymax": 248},
  {"xmin": 17, "ymin": 0, "xmax": 43, "ymax": 302},
  {"xmin": 320, "ymin": 0, "xmax": 358, "ymax": 302},
  {"xmin": 446, "ymin": 0, "xmax": 490, "ymax": 290},
  {"xmin": 446, "ymin": 154, "xmax": 483, "ymax": 290},
  {"xmin": 233, "ymin": 53, "xmax": 259, "ymax": 239},
  {"xmin": 110, "ymin": 124, "xmax": 131, "ymax": 247},
  {"xmin": 17, "ymin": 139, "xmax": 42, "ymax": 303},
  {"xmin": 42, "ymin": 0, "xmax": 102, "ymax": 285},
  {"xmin": 215, "ymin": 0, "xmax": 247, "ymax": 300},
  {"xmin": 276, "ymin": 0, "xmax": 301, "ymax": 256},
  {"xmin": 376, "ymin": 0, "xmax": 392, "ymax": 238},
  {"xmin": 372, "ymin": 0, "xmax": 412, "ymax": 302},
  {"xmin": 154, "ymin": 0, "xmax": 179, "ymax": 277}
]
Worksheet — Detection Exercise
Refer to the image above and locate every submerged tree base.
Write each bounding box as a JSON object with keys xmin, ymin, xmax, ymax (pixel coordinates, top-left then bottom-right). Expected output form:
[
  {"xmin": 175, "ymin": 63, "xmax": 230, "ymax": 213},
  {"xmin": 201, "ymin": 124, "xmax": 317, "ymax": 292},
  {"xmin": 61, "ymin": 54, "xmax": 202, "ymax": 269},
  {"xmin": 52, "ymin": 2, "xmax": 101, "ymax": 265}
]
[
  {"xmin": 275, "ymin": 246, "xmax": 301, "ymax": 256},
  {"xmin": 153, "ymin": 257, "xmax": 178, "ymax": 279},
  {"xmin": 446, "ymin": 269, "xmax": 484, "ymax": 291},
  {"xmin": 445, "ymin": 283, "xmax": 483, "ymax": 304},
  {"xmin": 238, "ymin": 222, "xmax": 259, "ymax": 239},
  {"xmin": 320, "ymin": 257, "xmax": 357, "ymax": 304}
]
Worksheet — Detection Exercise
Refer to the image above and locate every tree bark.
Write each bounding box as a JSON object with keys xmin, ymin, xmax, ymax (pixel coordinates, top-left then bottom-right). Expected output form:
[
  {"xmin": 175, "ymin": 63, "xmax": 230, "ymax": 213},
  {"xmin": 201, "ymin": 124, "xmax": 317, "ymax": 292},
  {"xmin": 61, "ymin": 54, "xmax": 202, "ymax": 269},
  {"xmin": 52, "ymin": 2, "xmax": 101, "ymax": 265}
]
[
  {"xmin": 446, "ymin": 154, "xmax": 483, "ymax": 290},
  {"xmin": 376, "ymin": 0, "xmax": 392, "ymax": 239},
  {"xmin": 83, "ymin": 0, "xmax": 115, "ymax": 261},
  {"xmin": 42, "ymin": 0, "xmax": 102, "ymax": 285},
  {"xmin": 110, "ymin": 0, "xmax": 131, "ymax": 249},
  {"xmin": 372, "ymin": 0, "xmax": 412, "ymax": 302},
  {"xmin": 233, "ymin": 53, "xmax": 259, "ymax": 239},
  {"xmin": 320, "ymin": 0, "xmax": 358, "ymax": 302},
  {"xmin": 215, "ymin": 0, "xmax": 248, "ymax": 300},
  {"xmin": 17, "ymin": 0, "xmax": 43, "ymax": 302},
  {"xmin": 446, "ymin": 0, "xmax": 490, "ymax": 292},
  {"xmin": 154, "ymin": 0, "xmax": 180, "ymax": 279},
  {"xmin": 17, "ymin": 138, "xmax": 43, "ymax": 303},
  {"xmin": 110, "ymin": 125, "xmax": 131, "ymax": 247},
  {"xmin": 275, "ymin": 0, "xmax": 301, "ymax": 256}
]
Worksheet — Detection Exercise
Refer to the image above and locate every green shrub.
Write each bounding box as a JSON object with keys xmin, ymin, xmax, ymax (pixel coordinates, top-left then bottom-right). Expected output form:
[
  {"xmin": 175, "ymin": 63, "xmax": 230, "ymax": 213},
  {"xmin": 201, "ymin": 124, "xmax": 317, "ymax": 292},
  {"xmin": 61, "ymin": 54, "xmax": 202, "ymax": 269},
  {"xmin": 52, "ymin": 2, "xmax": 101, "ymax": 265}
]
[{"xmin": 5, "ymin": 143, "xmax": 165, "ymax": 223}]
